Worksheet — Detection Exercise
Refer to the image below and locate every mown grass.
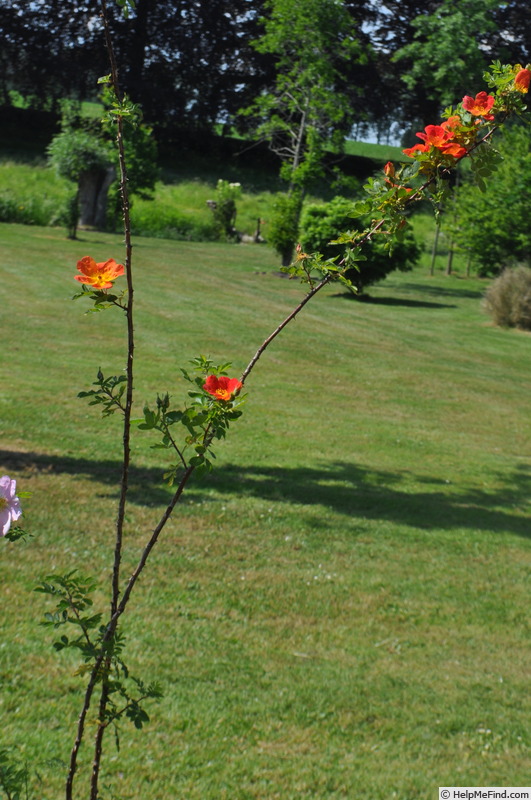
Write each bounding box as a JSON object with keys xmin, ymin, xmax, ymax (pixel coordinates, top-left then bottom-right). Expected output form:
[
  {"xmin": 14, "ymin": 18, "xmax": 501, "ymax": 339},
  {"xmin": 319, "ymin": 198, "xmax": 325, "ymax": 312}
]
[
  {"xmin": 343, "ymin": 139, "xmax": 404, "ymax": 163},
  {"xmin": 0, "ymin": 223, "xmax": 530, "ymax": 799}
]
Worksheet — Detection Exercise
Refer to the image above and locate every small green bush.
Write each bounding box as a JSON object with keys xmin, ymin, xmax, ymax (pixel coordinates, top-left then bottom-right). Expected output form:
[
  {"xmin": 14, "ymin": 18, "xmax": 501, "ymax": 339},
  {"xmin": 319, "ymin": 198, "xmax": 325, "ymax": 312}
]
[
  {"xmin": 483, "ymin": 265, "xmax": 531, "ymax": 330},
  {"xmin": 268, "ymin": 191, "xmax": 303, "ymax": 265},
  {"xmin": 301, "ymin": 195, "xmax": 421, "ymax": 292},
  {"xmin": 208, "ymin": 179, "xmax": 242, "ymax": 240}
]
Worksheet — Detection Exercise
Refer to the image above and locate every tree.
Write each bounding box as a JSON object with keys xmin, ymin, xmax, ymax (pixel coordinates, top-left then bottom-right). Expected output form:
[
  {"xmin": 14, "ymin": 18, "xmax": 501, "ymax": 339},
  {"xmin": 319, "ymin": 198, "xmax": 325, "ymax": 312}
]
[
  {"xmin": 48, "ymin": 126, "xmax": 113, "ymax": 234},
  {"xmin": 366, "ymin": 0, "xmax": 531, "ymax": 139},
  {"xmin": 0, "ymin": 0, "xmax": 106, "ymax": 110},
  {"xmin": 241, "ymin": 0, "xmax": 368, "ymax": 264},
  {"xmin": 448, "ymin": 124, "xmax": 531, "ymax": 276},
  {"xmin": 113, "ymin": 0, "xmax": 274, "ymax": 131},
  {"xmin": 395, "ymin": 1, "xmax": 498, "ymax": 101},
  {"xmin": 0, "ymin": 0, "xmax": 272, "ymax": 133},
  {"xmin": 47, "ymin": 102, "xmax": 158, "ymax": 234}
]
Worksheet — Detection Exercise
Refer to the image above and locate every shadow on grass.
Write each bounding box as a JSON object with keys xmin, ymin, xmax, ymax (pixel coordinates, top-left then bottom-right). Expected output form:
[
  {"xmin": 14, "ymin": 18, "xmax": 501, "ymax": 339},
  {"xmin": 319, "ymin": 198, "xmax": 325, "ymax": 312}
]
[
  {"xmin": 0, "ymin": 449, "xmax": 529, "ymax": 539},
  {"xmin": 399, "ymin": 282, "xmax": 484, "ymax": 300},
  {"xmin": 331, "ymin": 292, "xmax": 456, "ymax": 309}
]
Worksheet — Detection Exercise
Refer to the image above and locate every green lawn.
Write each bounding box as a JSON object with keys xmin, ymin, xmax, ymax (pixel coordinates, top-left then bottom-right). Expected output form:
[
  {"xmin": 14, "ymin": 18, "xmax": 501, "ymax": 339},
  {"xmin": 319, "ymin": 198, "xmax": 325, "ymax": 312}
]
[{"xmin": 0, "ymin": 223, "xmax": 530, "ymax": 799}]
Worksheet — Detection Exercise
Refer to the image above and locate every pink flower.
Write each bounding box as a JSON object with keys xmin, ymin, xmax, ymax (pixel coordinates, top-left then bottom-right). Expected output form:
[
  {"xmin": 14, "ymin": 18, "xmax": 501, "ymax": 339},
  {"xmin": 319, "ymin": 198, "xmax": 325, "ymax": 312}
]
[
  {"xmin": 0, "ymin": 476, "xmax": 22, "ymax": 536},
  {"xmin": 203, "ymin": 375, "xmax": 242, "ymax": 401}
]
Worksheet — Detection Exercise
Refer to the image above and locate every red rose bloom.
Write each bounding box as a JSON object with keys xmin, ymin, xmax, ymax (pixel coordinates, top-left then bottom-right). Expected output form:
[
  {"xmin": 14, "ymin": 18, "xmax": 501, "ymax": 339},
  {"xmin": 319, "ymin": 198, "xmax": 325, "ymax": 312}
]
[
  {"xmin": 402, "ymin": 143, "xmax": 429, "ymax": 158},
  {"xmin": 462, "ymin": 91, "xmax": 495, "ymax": 118},
  {"xmin": 403, "ymin": 124, "xmax": 466, "ymax": 159},
  {"xmin": 203, "ymin": 375, "xmax": 242, "ymax": 401}
]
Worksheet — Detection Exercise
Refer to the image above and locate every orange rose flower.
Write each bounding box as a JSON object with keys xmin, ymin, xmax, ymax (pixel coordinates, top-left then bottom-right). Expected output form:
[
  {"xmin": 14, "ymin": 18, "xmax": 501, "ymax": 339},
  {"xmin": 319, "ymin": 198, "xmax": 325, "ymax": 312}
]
[
  {"xmin": 440, "ymin": 141, "xmax": 467, "ymax": 158},
  {"xmin": 403, "ymin": 125, "xmax": 466, "ymax": 159},
  {"xmin": 402, "ymin": 143, "xmax": 429, "ymax": 158},
  {"xmin": 462, "ymin": 91, "xmax": 495, "ymax": 118},
  {"xmin": 441, "ymin": 115, "xmax": 462, "ymax": 132},
  {"xmin": 416, "ymin": 124, "xmax": 453, "ymax": 148},
  {"xmin": 514, "ymin": 68, "xmax": 531, "ymax": 93},
  {"xmin": 203, "ymin": 375, "xmax": 242, "ymax": 401},
  {"xmin": 75, "ymin": 256, "xmax": 125, "ymax": 290}
]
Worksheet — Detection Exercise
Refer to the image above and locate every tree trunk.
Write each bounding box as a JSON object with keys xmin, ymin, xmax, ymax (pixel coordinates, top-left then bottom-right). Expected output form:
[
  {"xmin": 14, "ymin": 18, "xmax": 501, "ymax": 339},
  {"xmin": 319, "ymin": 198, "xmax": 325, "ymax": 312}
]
[
  {"xmin": 446, "ymin": 240, "xmax": 454, "ymax": 275},
  {"xmin": 78, "ymin": 166, "xmax": 116, "ymax": 230},
  {"xmin": 430, "ymin": 219, "xmax": 441, "ymax": 275}
]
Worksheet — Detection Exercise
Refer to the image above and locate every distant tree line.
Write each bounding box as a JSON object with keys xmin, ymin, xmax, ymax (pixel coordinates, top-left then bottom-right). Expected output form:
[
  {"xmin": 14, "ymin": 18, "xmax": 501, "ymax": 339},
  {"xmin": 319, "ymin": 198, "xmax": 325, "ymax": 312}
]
[
  {"xmin": 3, "ymin": 0, "xmax": 529, "ymax": 278},
  {"xmin": 1, "ymin": 0, "xmax": 529, "ymax": 142}
]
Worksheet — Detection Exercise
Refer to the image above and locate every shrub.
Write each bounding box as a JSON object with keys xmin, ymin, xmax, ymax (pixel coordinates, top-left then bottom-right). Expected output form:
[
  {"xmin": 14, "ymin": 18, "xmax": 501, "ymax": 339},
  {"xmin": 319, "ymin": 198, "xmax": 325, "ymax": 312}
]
[
  {"xmin": 300, "ymin": 195, "xmax": 421, "ymax": 292},
  {"xmin": 268, "ymin": 191, "xmax": 303, "ymax": 266},
  {"xmin": 450, "ymin": 125, "xmax": 531, "ymax": 276},
  {"xmin": 483, "ymin": 265, "xmax": 531, "ymax": 330},
  {"xmin": 47, "ymin": 128, "xmax": 111, "ymax": 182},
  {"xmin": 208, "ymin": 179, "xmax": 242, "ymax": 240}
]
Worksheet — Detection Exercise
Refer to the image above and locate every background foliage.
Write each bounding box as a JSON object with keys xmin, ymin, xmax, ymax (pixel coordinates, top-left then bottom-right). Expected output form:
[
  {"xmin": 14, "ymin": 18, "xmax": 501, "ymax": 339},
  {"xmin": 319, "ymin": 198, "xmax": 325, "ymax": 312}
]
[
  {"xmin": 449, "ymin": 125, "xmax": 531, "ymax": 276},
  {"xmin": 1, "ymin": 0, "xmax": 529, "ymax": 140}
]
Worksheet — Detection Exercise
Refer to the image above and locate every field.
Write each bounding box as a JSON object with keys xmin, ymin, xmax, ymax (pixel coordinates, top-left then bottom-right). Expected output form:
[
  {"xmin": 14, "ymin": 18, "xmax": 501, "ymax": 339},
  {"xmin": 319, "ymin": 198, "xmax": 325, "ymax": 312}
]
[{"xmin": 0, "ymin": 221, "xmax": 529, "ymax": 798}]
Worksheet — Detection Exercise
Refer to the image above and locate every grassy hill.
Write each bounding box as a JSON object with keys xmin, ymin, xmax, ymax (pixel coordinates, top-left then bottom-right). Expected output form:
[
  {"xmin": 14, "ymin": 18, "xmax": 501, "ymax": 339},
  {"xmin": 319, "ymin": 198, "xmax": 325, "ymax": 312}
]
[
  {"xmin": 0, "ymin": 223, "xmax": 530, "ymax": 798},
  {"xmin": 0, "ymin": 105, "xmax": 408, "ymax": 242}
]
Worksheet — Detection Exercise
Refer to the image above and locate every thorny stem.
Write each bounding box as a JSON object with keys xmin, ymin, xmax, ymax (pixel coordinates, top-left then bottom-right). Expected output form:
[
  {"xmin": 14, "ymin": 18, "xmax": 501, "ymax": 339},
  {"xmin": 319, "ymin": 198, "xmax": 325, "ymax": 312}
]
[
  {"xmin": 240, "ymin": 121, "xmax": 503, "ymax": 385},
  {"xmin": 65, "ymin": 44, "xmax": 506, "ymax": 795},
  {"xmin": 66, "ymin": 423, "xmax": 220, "ymax": 798},
  {"xmin": 66, "ymin": 464, "xmax": 197, "ymax": 800},
  {"xmin": 99, "ymin": 0, "xmax": 134, "ymax": 627},
  {"xmin": 240, "ymin": 272, "xmax": 333, "ymax": 384},
  {"xmin": 69, "ymin": 1, "xmax": 136, "ymax": 798},
  {"xmin": 161, "ymin": 422, "xmax": 188, "ymax": 471},
  {"xmin": 90, "ymin": 686, "xmax": 109, "ymax": 800}
]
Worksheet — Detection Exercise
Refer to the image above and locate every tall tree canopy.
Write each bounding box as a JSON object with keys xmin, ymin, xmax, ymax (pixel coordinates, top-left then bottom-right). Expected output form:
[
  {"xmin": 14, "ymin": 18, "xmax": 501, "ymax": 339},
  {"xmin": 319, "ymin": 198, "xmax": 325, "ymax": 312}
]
[
  {"xmin": 0, "ymin": 0, "xmax": 102, "ymax": 108},
  {"xmin": 449, "ymin": 124, "xmax": 531, "ymax": 276},
  {"xmin": 240, "ymin": 0, "xmax": 373, "ymax": 263},
  {"xmin": 0, "ymin": 0, "xmax": 272, "ymax": 130},
  {"xmin": 369, "ymin": 0, "xmax": 531, "ymax": 134},
  {"xmin": 113, "ymin": 0, "xmax": 272, "ymax": 129},
  {"xmin": 1, "ymin": 0, "xmax": 529, "ymax": 139}
]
